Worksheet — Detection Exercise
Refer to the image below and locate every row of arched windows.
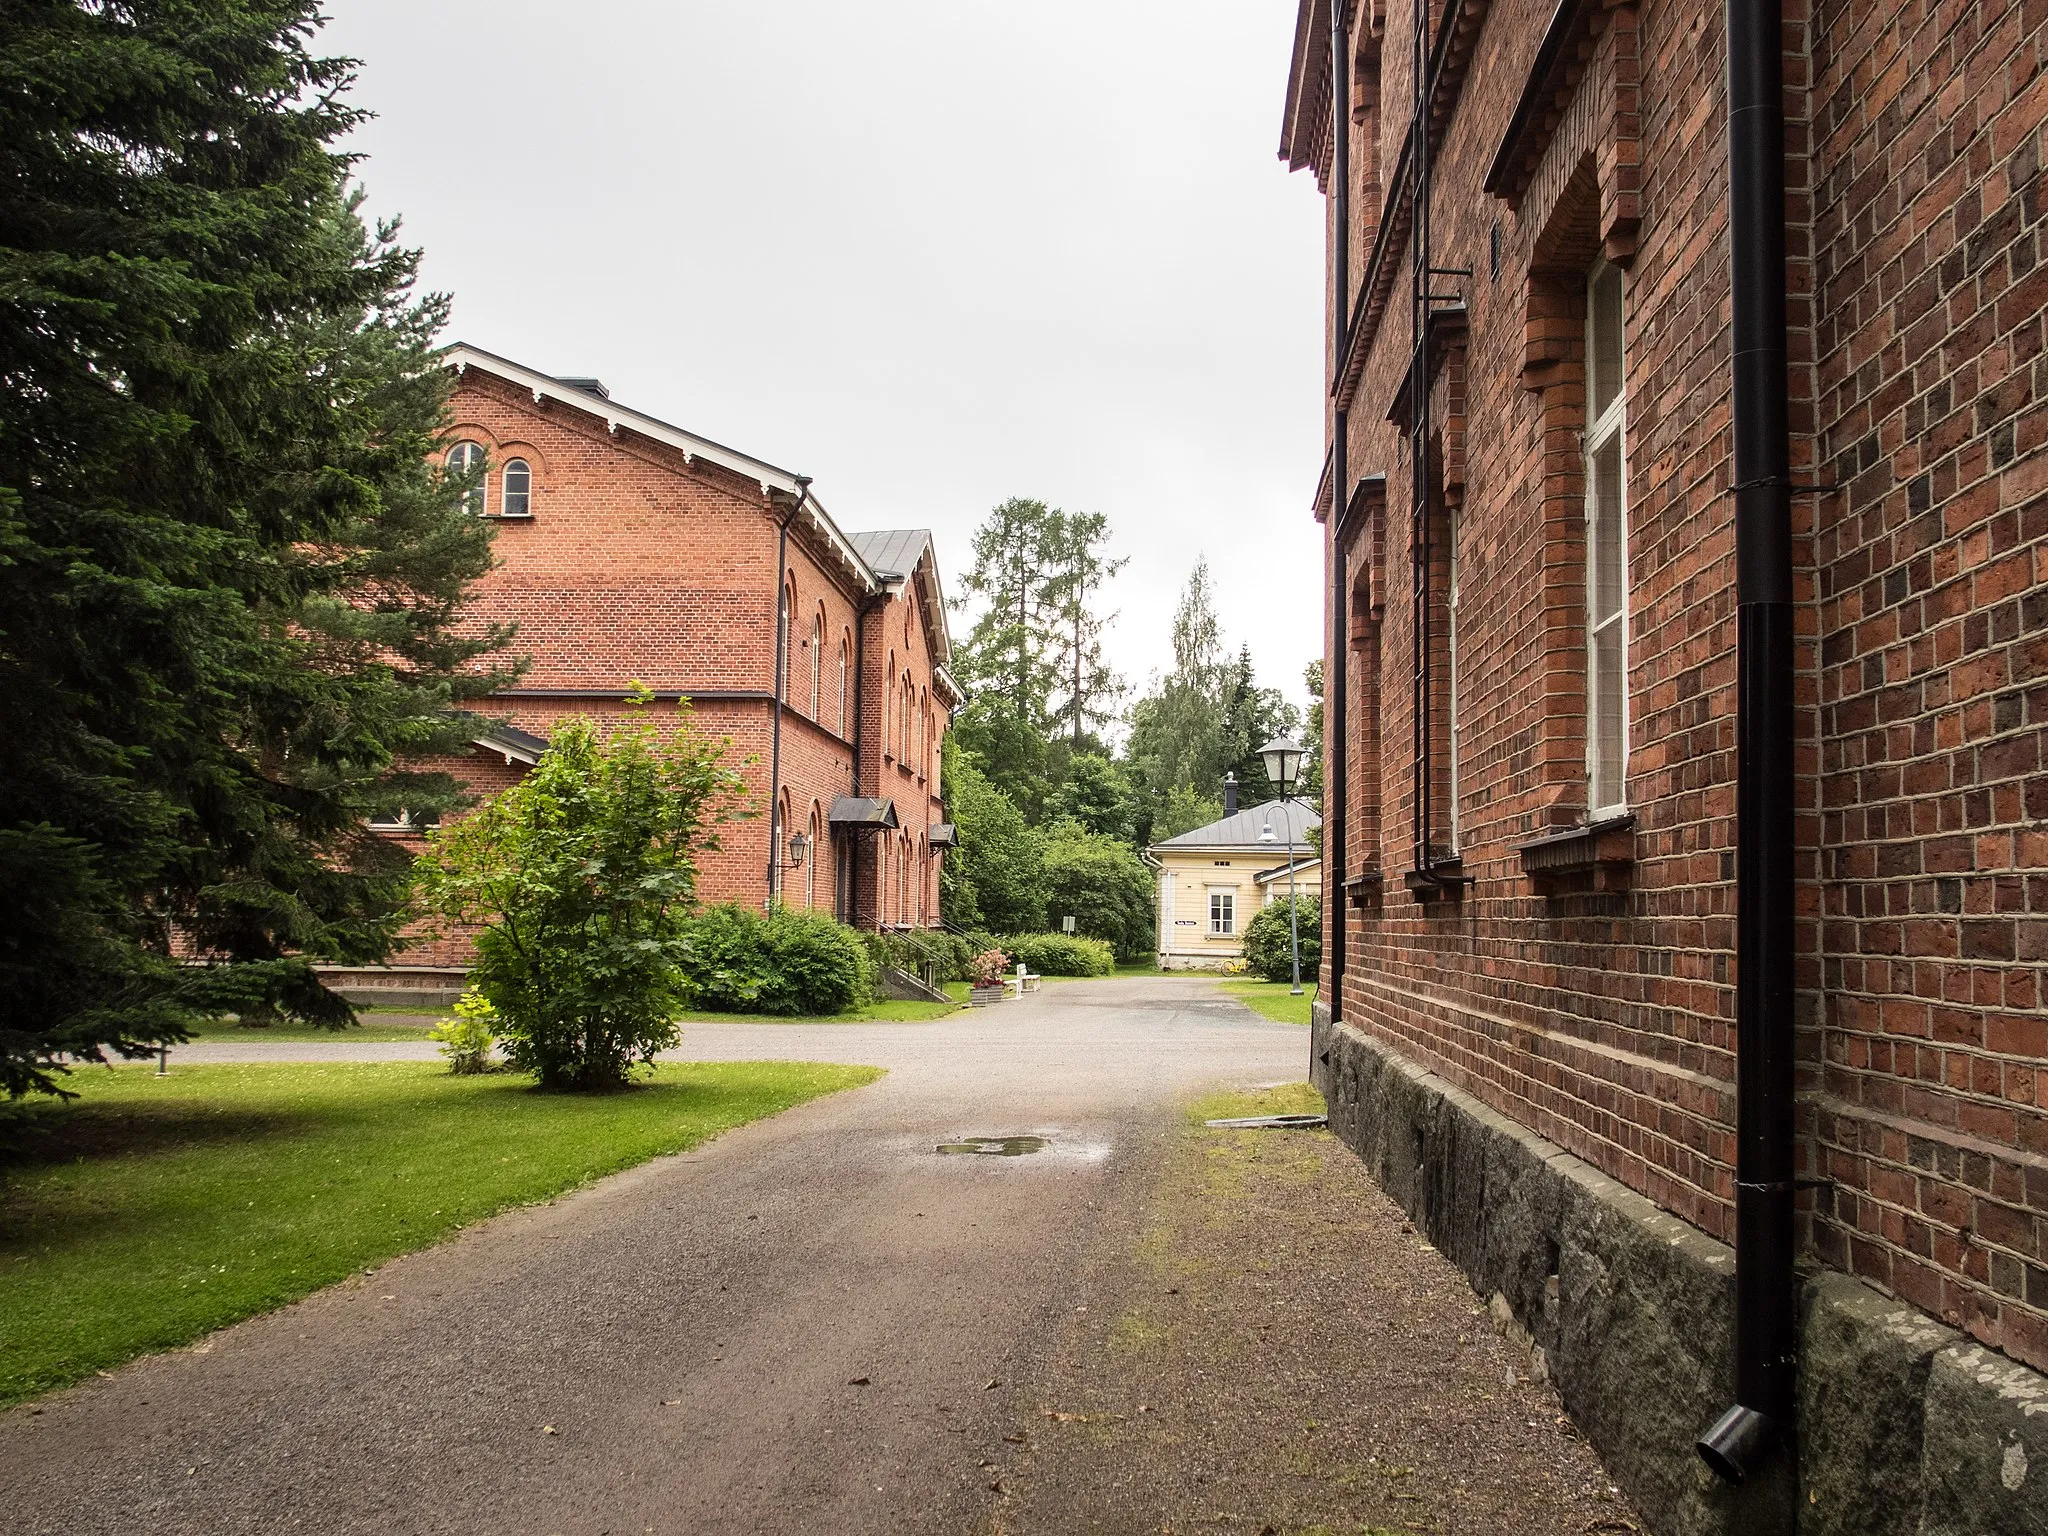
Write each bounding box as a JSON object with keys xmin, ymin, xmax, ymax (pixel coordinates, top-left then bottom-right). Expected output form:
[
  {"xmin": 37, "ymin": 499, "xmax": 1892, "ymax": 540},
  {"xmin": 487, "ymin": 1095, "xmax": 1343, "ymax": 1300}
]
[
  {"xmin": 445, "ymin": 441, "xmax": 532, "ymax": 518},
  {"xmin": 779, "ymin": 578, "xmax": 854, "ymax": 737},
  {"xmin": 768, "ymin": 806, "xmax": 932, "ymax": 927},
  {"xmin": 882, "ymin": 654, "xmax": 938, "ymax": 782},
  {"xmin": 881, "ymin": 830, "xmax": 935, "ymax": 927}
]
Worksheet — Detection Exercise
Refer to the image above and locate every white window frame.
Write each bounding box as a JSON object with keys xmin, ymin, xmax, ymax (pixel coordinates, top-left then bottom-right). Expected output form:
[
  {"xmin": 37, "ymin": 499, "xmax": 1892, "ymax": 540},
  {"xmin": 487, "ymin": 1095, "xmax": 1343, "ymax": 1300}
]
[
  {"xmin": 810, "ymin": 613, "xmax": 823, "ymax": 719},
  {"xmin": 500, "ymin": 457, "xmax": 532, "ymax": 517},
  {"xmin": 445, "ymin": 441, "xmax": 486, "ymax": 516},
  {"xmin": 1208, "ymin": 887, "xmax": 1236, "ymax": 937},
  {"xmin": 1584, "ymin": 260, "xmax": 1630, "ymax": 818}
]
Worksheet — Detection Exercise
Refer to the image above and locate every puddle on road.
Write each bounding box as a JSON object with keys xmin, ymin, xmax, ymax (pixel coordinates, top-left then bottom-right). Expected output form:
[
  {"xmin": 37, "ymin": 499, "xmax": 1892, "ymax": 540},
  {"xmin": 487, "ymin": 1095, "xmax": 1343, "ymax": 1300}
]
[{"xmin": 936, "ymin": 1135, "xmax": 1049, "ymax": 1157}]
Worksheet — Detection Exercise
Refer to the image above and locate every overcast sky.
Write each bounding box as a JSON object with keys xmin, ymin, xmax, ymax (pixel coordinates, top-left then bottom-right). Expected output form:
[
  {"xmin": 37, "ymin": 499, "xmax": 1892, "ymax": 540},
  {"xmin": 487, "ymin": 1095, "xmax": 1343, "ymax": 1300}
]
[{"xmin": 322, "ymin": 0, "xmax": 1327, "ymax": 718}]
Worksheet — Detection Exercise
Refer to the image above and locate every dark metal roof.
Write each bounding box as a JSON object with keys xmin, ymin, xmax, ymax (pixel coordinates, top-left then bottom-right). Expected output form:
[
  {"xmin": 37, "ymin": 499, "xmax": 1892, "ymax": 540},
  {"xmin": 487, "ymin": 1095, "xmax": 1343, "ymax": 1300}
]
[
  {"xmin": 467, "ymin": 722, "xmax": 549, "ymax": 765},
  {"xmin": 828, "ymin": 796, "xmax": 899, "ymax": 829},
  {"xmin": 1150, "ymin": 798, "xmax": 1321, "ymax": 852},
  {"xmin": 845, "ymin": 529, "xmax": 931, "ymax": 578},
  {"xmin": 928, "ymin": 822, "xmax": 958, "ymax": 848}
]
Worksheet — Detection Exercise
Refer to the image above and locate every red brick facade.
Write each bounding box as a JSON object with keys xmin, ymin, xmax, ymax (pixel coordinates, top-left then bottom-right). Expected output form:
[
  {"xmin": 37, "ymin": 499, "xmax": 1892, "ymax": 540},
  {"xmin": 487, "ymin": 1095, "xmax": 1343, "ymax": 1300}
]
[
  {"xmin": 1286, "ymin": 1, "xmax": 2048, "ymax": 1372},
  {"xmin": 379, "ymin": 346, "xmax": 959, "ymax": 971}
]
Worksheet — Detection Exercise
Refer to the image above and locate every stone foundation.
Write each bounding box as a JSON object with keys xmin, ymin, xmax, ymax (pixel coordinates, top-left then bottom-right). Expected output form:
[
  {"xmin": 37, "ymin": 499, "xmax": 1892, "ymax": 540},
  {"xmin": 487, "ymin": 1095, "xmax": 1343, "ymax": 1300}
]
[
  {"xmin": 316, "ymin": 965, "xmax": 466, "ymax": 1011},
  {"xmin": 1311, "ymin": 1007, "xmax": 2048, "ymax": 1536}
]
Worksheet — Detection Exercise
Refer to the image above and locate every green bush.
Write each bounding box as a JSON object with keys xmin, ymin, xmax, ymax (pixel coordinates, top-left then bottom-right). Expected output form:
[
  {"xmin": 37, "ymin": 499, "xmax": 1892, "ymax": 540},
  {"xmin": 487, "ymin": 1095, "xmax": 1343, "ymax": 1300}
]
[
  {"xmin": 1039, "ymin": 822, "xmax": 1155, "ymax": 962},
  {"xmin": 686, "ymin": 904, "xmax": 874, "ymax": 1016},
  {"xmin": 1242, "ymin": 894, "xmax": 1320, "ymax": 984},
  {"xmin": 413, "ymin": 706, "xmax": 741, "ymax": 1090},
  {"xmin": 999, "ymin": 932, "xmax": 1115, "ymax": 977},
  {"xmin": 428, "ymin": 991, "xmax": 500, "ymax": 1074},
  {"xmin": 940, "ymin": 745, "xmax": 1045, "ymax": 932}
]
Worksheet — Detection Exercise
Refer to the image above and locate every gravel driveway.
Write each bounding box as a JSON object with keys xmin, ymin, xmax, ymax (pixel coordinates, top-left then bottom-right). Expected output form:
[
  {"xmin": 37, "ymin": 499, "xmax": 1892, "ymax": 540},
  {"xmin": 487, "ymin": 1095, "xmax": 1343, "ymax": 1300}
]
[{"xmin": 0, "ymin": 976, "xmax": 1632, "ymax": 1534}]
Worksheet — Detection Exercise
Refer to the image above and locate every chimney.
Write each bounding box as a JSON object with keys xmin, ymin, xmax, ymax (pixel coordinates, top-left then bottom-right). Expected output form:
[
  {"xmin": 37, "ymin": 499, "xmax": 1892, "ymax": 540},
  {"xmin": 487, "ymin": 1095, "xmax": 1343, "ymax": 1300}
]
[{"xmin": 1223, "ymin": 772, "xmax": 1238, "ymax": 817}]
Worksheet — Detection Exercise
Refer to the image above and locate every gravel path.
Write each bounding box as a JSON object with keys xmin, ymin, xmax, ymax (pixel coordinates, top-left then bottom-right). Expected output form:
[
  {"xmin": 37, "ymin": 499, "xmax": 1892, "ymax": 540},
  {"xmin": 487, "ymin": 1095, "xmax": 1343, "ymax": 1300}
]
[{"xmin": 0, "ymin": 977, "xmax": 1635, "ymax": 1534}]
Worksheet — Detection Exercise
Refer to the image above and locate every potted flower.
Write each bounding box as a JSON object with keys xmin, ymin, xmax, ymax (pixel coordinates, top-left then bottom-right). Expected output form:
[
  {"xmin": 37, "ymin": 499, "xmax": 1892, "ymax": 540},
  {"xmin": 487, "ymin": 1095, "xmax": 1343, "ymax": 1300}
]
[{"xmin": 967, "ymin": 948, "xmax": 1009, "ymax": 1006}]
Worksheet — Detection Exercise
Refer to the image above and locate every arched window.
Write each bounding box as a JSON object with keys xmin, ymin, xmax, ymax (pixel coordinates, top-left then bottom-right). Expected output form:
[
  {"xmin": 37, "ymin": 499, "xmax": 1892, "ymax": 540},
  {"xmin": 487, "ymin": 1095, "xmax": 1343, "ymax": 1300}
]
[
  {"xmin": 501, "ymin": 458, "xmax": 532, "ymax": 517},
  {"xmin": 777, "ymin": 789, "xmax": 793, "ymax": 902},
  {"xmin": 919, "ymin": 688, "xmax": 930, "ymax": 780},
  {"xmin": 780, "ymin": 580, "xmax": 795, "ymax": 702},
  {"xmin": 806, "ymin": 804, "xmax": 822, "ymax": 909},
  {"xmin": 445, "ymin": 441, "xmax": 486, "ymax": 515},
  {"xmin": 838, "ymin": 635, "xmax": 850, "ymax": 734},
  {"xmin": 884, "ymin": 651, "xmax": 897, "ymax": 756},
  {"xmin": 810, "ymin": 611, "xmax": 823, "ymax": 719}
]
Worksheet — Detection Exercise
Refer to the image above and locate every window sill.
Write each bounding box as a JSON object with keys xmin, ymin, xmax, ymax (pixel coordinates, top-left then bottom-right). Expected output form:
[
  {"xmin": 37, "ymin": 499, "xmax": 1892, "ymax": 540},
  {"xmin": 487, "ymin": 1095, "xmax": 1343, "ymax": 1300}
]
[
  {"xmin": 1342, "ymin": 869, "xmax": 1384, "ymax": 908},
  {"xmin": 1403, "ymin": 859, "xmax": 1473, "ymax": 900},
  {"xmin": 478, "ymin": 512, "xmax": 533, "ymax": 521},
  {"xmin": 1512, "ymin": 813, "xmax": 1635, "ymax": 890}
]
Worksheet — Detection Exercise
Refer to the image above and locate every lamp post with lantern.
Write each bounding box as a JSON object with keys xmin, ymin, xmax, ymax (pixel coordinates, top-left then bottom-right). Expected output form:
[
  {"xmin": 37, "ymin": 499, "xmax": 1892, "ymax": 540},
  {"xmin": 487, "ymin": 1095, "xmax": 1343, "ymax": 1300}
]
[{"xmin": 1256, "ymin": 735, "xmax": 1307, "ymax": 996}]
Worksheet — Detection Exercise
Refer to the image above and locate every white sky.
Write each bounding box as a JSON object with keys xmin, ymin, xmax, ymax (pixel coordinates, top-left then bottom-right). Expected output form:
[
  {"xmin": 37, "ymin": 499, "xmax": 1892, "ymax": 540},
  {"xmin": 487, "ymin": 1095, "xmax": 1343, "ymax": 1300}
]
[{"xmin": 323, "ymin": 0, "xmax": 1327, "ymax": 716}]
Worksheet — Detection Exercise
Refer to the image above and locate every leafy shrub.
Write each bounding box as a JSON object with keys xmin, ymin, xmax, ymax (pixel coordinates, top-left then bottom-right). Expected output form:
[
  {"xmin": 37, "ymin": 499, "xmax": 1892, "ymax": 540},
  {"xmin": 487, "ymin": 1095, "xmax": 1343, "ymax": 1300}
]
[
  {"xmin": 1039, "ymin": 822, "xmax": 1154, "ymax": 962},
  {"xmin": 413, "ymin": 704, "xmax": 742, "ymax": 1090},
  {"xmin": 687, "ymin": 904, "xmax": 874, "ymax": 1016},
  {"xmin": 968, "ymin": 948, "xmax": 1009, "ymax": 988},
  {"xmin": 999, "ymin": 932, "xmax": 1114, "ymax": 977},
  {"xmin": 940, "ymin": 746, "xmax": 1045, "ymax": 932},
  {"xmin": 1242, "ymin": 894, "xmax": 1320, "ymax": 984},
  {"xmin": 429, "ymin": 991, "xmax": 500, "ymax": 1074}
]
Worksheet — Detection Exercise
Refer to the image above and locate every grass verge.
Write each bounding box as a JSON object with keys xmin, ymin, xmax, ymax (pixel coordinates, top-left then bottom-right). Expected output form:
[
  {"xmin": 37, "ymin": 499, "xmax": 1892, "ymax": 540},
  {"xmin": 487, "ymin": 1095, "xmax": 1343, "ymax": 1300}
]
[
  {"xmin": 0, "ymin": 1058, "xmax": 880, "ymax": 1406},
  {"xmin": 180, "ymin": 994, "xmax": 958, "ymax": 1044},
  {"xmin": 1215, "ymin": 977, "xmax": 1319, "ymax": 1026}
]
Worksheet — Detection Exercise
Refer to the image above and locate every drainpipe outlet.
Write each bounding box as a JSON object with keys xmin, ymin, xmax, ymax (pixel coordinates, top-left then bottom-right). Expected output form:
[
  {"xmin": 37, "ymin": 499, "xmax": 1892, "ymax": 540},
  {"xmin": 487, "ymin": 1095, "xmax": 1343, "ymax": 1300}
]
[{"xmin": 1696, "ymin": 1402, "xmax": 1776, "ymax": 1485}]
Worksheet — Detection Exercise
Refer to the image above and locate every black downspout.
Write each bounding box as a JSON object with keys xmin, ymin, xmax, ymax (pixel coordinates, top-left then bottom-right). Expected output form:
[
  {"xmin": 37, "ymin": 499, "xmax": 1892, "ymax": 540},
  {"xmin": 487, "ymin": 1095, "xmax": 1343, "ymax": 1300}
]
[
  {"xmin": 765, "ymin": 475, "xmax": 811, "ymax": 905},
  {"xmin": 1326, "ymin": 0, "xmax": 1349, "ymax": 1023},
  {"xmin": 1697, "ymin": 0, "xmax": 1796, "ymax": 1485}
]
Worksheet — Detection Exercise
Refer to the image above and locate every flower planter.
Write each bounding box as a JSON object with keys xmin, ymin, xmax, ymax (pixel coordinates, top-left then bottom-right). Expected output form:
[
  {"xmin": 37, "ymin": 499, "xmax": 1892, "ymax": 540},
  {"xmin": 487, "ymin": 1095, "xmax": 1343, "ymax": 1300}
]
[{"xmin": 968, "ymin": 985, "xmax": 1007, "ymax": 1007}]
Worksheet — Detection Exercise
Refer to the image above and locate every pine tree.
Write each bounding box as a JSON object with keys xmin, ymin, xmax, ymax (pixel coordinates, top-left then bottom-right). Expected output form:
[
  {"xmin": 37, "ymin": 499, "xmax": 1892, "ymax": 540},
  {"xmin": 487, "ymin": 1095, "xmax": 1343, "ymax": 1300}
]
[
  {"xmin": 1125, "ymin": 558, "xmax": 1227, "ymax": 810},
  {"xmin": 950, "ymin": 497, "xmax": 1063, "ymax": 816},
  {"xmin": 1044, "ymin": 509, "xmax": 1126, "ymax": 750},
  {"xmin": 0, "ymin": 2, "xmax": 515, "ymax": 1096}
]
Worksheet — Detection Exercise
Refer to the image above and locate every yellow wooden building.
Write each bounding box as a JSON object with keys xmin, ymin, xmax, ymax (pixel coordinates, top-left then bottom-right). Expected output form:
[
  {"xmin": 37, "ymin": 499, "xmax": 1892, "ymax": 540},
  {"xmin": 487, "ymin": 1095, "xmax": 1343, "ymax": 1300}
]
[{"xmin": 1147, "ymin": 797, "xmax": 1321, "ymax": 970}]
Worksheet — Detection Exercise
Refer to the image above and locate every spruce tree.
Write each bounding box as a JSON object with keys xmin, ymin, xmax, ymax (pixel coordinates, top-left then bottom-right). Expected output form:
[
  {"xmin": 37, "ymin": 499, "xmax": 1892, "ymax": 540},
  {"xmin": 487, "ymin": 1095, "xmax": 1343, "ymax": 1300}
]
[{"xmin": 0, "ymin": 2, "xmax": 514, "ymax": 1096}]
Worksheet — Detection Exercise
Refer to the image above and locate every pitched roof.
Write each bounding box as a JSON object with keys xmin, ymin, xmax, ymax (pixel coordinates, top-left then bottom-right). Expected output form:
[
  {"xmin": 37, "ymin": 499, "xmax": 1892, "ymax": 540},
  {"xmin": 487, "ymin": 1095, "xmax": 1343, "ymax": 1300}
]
[
  {"xmin": 1150, "ymin": 798, "xmax": 1322, "ymax": 852},
  {"xmin": 846, "ymin": 529, "xmax": 929, "ymax": 578},
  {"xmin": 443, "ymin": 343, "xmax": 966, "ymax": 708},
  {"xmin": 443, "ymin": 342, "xmax": 879, "ymax": 593},
  {"xmin": 846, "ymin": 528, "xmax": 960, "ymax": 689}
]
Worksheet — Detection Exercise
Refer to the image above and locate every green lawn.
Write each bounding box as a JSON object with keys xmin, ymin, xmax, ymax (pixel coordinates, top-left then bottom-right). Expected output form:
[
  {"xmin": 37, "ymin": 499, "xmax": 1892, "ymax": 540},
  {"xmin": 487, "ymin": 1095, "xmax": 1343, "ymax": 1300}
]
[
  {"xmin": 181, "ymin": 1016, "xmax": 444, "ymax": 1044},
  {"xmin": 1216, "ymin": 977, "xmax": 1319, "ymax": 1026},
  {"xmin": 0, "ymin": 1058, "xmax": 880, "ymax": 1406},
  {"xmin": 179, "ymin": 993, "xmax": 958, "ymax": 1044}
]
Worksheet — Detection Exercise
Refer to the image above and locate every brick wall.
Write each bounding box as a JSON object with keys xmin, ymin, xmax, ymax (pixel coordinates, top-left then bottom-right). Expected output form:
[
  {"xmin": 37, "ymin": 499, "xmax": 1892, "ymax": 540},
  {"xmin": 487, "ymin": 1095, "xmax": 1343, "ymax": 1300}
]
[
  {"xmin": 1291, "ymin": 0, "xmax": 2048, "ymax": 1372},
  {"xmin": 380, "ymin": 358, "xmax": 954, "ymax": 960}
]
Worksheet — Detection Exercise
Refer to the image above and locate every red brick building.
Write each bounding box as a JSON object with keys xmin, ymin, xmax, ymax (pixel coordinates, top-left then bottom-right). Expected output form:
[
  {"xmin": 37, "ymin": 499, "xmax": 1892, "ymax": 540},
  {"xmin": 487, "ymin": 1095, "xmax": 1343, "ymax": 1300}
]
[
  {"xmin": 361, "ymin": 344, "xmax": 961, "ymax": 982},
  {"xmin": 1284, "ymin": 3, "xmax": 2048, "ymax": 1529}
]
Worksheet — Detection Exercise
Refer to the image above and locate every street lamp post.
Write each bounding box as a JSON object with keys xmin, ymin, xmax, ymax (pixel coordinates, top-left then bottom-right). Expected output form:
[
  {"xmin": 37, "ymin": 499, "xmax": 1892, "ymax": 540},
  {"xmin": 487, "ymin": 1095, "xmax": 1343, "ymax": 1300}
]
[{"xmin": 1258, "ymin": 736, "xmax": 1307, "ymax": 996}]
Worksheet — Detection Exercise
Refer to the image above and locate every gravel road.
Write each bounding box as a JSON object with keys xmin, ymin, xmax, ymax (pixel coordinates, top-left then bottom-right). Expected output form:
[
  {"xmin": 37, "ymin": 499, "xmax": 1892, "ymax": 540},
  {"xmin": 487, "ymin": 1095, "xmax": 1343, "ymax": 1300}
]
[{"xmin": 0, "ymin": 976, "xmax": 1633, "ymax": 1534}]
